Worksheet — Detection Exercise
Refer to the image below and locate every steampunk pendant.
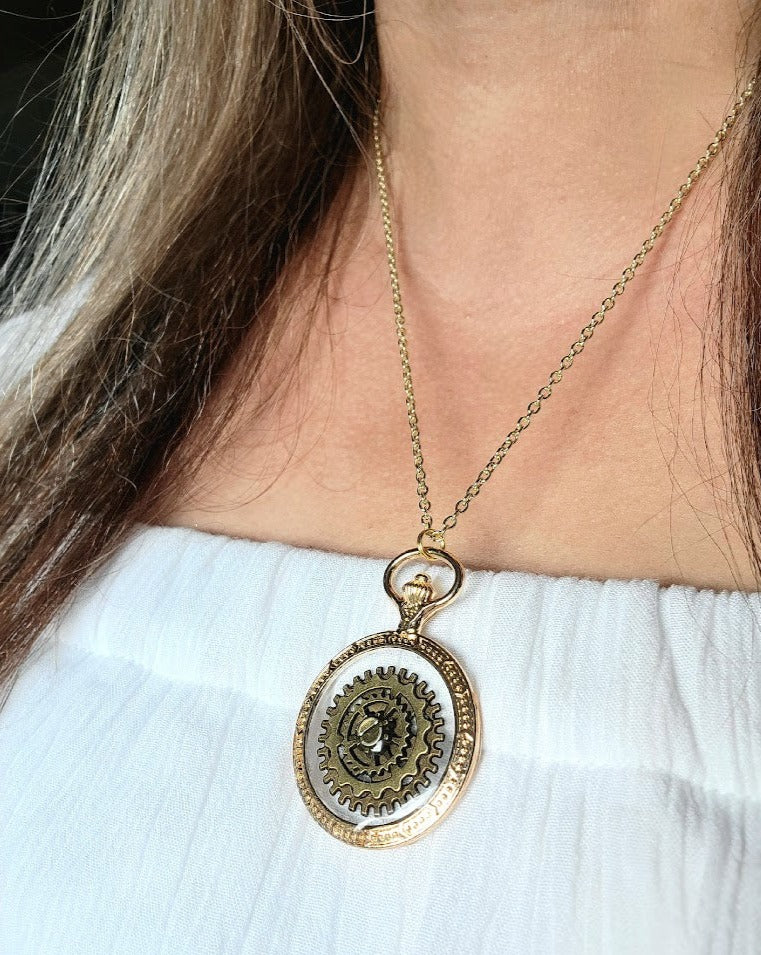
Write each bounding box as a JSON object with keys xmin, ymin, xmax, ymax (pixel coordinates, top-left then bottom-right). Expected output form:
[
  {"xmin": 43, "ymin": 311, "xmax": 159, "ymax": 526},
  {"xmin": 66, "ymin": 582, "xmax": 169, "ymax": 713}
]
[{"xmin": 293, "ymin": 545, "xmax": 480, "ymax": 848}]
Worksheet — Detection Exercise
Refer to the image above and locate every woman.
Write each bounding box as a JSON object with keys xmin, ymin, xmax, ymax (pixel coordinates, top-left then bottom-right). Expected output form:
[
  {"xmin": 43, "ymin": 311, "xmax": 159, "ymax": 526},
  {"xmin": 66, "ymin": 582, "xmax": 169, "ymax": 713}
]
[{"xmin": 1, "ymin": 0, "xmax": 760, "ymax": 952}]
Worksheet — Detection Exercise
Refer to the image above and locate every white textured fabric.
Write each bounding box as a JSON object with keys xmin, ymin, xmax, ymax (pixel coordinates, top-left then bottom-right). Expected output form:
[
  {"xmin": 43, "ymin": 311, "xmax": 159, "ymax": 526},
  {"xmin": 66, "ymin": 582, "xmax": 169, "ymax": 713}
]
[{"xmin": 1, "ymin": 524, "xmax": 761, "ymax": 954}]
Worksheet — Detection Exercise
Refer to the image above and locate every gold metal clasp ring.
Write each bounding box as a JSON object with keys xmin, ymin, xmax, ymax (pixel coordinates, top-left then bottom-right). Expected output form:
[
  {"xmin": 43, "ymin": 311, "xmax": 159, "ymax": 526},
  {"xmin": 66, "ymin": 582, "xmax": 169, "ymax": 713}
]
[
  {"xmin": 384, "ymin": 543, "xmax": 464, "ymax": 627},
  {"xmin": 417, "ymin": 528, "xmax": 446, "ymax": 560}
]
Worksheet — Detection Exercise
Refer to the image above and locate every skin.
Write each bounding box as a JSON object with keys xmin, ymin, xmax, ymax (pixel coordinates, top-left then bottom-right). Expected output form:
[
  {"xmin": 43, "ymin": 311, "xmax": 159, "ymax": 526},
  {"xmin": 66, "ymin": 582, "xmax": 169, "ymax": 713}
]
[{"xmin": 159, "ymin": 0, "xmax": 761, "ymax": 591}]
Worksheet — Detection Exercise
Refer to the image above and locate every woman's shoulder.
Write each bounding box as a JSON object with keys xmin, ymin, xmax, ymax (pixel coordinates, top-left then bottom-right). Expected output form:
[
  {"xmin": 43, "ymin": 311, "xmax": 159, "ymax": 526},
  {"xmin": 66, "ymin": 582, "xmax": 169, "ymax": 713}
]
[{"xmin": 0, "ymin": 277, "xmax": 93, "ymax": 397}]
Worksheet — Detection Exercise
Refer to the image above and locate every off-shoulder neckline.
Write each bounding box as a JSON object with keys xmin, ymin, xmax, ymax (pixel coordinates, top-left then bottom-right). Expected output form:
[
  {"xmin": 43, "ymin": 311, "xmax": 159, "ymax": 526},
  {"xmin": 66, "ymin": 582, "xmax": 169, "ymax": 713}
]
[{"xmin": 134, "ymin": 521, "xmax": 760, "ymax": 602}]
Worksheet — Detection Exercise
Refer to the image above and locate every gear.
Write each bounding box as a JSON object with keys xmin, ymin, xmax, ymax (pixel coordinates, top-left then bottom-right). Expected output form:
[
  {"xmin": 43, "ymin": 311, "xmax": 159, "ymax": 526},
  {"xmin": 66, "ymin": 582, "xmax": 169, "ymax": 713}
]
[{"xmin": 317, "ymin": 664, "xmax": 445, "ymax": 817}]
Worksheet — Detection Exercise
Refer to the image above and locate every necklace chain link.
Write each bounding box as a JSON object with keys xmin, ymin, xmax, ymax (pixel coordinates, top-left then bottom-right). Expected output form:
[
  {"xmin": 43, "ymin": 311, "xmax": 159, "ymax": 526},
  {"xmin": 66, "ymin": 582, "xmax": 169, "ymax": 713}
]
[{"xmin": 372, "ymin": 80, "xmax": 755, "ymax": 552}]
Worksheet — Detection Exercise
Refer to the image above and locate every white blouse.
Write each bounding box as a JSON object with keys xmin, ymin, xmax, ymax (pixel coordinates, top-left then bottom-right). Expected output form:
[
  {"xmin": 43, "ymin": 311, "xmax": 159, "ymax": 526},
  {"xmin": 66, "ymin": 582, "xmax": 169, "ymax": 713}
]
[{"xmin": 1, "ymin": 522, "xmax": 760, "ymax": 954}]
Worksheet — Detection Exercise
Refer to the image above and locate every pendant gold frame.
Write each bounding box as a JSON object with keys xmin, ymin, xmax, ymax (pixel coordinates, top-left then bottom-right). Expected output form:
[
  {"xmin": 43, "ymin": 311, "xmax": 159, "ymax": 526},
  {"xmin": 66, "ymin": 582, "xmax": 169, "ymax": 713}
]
[{"xmin": 292, "ymin": 547, "xmax": 481, "ymax": 848}]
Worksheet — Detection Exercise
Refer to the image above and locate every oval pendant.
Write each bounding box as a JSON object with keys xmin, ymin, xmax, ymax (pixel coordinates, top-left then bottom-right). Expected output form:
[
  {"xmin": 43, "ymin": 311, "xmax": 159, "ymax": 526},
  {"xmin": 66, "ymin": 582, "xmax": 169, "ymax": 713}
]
[{"xmin": 293, "ymin": 546, "xmax": 480, "ymax": 848}]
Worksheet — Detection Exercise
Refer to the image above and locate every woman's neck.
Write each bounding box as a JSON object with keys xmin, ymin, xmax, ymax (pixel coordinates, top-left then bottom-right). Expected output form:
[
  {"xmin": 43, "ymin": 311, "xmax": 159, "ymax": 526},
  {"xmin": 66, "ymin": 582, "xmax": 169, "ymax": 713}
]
[
  {"xmin": 373, "ymin": 0, "xmax": 756, "ymax": 327},
  {"xmin": 158, "ymin": 2, "xmax": 761, "ymax": 591}
]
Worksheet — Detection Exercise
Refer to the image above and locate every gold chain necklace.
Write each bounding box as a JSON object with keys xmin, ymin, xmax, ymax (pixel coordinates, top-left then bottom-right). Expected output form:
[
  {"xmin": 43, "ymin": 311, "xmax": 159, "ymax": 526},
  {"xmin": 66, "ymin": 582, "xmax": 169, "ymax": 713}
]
[{"xmin": 293, "ymin": 79, "xmax": 755, "ymax": 848}]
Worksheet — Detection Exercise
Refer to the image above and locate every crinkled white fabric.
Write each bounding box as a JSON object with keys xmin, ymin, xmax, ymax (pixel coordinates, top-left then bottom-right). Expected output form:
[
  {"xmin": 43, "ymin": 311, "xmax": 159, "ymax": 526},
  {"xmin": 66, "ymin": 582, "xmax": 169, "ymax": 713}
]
[
  {"xmin": 0, "ymin": 277, "xmax": 93, "ymax": 398},
  {"xmin": 1, "ymin": 524, "xmax": 761, "ymax": 954}
]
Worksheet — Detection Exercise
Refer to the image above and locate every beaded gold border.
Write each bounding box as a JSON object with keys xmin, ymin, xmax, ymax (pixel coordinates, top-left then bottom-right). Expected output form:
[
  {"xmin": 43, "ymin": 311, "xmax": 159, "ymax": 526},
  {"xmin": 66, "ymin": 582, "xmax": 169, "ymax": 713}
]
[{"xmin": 292, "ymin": 630, "xmax": 481, "ymax": 848}]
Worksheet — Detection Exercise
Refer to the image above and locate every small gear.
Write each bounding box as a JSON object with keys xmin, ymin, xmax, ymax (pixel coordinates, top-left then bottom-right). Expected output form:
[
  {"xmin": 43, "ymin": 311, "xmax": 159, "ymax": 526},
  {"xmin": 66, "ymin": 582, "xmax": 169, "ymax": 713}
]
[{"xmin": 317, "ymin": 664, "xmax": 444, "ymax": 817}]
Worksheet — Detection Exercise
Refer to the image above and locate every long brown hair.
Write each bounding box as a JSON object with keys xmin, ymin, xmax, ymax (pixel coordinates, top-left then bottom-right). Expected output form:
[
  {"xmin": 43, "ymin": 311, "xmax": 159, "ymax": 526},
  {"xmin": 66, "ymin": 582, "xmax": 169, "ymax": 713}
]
[
  {"xmin": 0, "ymin": 0, "xmax": 378, "ymax": 694},
  {"xmin": 0, "ymin": 1, "xmax": 759, "ymax": 697}
]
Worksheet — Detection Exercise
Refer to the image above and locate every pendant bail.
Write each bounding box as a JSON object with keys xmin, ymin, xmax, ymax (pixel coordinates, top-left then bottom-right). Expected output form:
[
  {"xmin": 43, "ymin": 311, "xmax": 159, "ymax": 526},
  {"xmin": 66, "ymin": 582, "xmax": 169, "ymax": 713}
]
[
  {"xmin": 384, "ymin": 544, "xmax": 464, "ymax": 632},
  {"xmin": 417, "ymin": 528, "xmax": 446, "ymax": 560}
]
